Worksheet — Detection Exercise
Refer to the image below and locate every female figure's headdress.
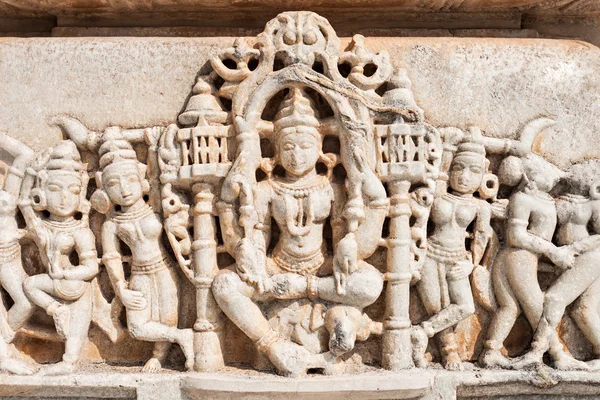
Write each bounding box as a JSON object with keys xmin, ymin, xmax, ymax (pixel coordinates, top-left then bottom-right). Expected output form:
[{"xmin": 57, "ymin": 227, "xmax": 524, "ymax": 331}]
[{"xmin": 30, "ymin": 140, "xmax": 89, "ymax": 213}]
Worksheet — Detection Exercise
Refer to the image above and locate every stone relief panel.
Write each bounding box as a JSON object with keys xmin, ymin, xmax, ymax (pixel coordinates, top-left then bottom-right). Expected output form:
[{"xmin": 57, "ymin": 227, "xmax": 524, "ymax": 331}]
[{"xmin": 0, "ymin": 10, "xmax": 599, "ymax": 379}]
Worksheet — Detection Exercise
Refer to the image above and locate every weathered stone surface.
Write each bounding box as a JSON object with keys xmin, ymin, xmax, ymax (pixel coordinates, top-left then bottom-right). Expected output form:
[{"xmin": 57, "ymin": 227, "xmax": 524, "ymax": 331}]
[
  {"xmin": 1, "ymin": 36, "xmax": 597, "ymax": 167},
  {"xmin": 2, "ymin": 11, "xmax": 600, "ymax": 399}
]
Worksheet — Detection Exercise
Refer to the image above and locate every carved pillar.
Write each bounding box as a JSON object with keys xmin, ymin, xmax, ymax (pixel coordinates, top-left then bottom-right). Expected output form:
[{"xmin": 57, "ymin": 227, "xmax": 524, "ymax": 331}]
[
  {"xmin": 382, "ymin": 180, "xmax": 413, "ymax": 370},
  {"xmin": 191, "ymin": 182, "xmax": 224, "ymax": 371}
]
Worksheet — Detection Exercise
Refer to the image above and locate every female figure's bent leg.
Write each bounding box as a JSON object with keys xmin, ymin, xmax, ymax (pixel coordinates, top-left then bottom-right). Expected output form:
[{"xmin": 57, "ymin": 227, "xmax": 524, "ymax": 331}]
[
  {"xmin": 480, "ymin": 251, "xmax": 519, "ymax": 368},
  {"xmin": 127, "ymin": 269, "xmax": 194, "ymax": 372},
  {"xmin": 524, "ymin": 251, "xmax": 600, "ymax": 370},
  {"xmin": 426, "ymin": 276, "xmax": 475, "ymax": 371},
  {"xmin": 413, "ymin": 258, "xmax": 442, "ymax": 366},
  {"xmin": 423, "ymin": 276, "xmax": 475, "ymax": 335},
  {"xmin": 24, "ymin": 275, "xmax": 70, "ymax": 339},
  {"xmin": 0, "ymin": 261, "xmax": 34, "ymax": 331},
  {"xmin": 40, "ymin": 288, "xmax": 92, "ymax": 376},
  {"xmin": 511, "ymin": 251, "xmax": 591, "ymax": 370},
  {"xmin": 572, "ymin": 277, "xmax": 600, "ymax": 369}
]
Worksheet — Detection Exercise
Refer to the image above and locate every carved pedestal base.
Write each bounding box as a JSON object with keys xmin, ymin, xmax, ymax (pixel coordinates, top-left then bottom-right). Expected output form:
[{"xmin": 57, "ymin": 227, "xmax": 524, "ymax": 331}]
[
  {"xmin": 382, "ymin": 329, "xmax": 413, "ymax": 370},
  {"xmin": 193, "ymin": 331, "xmax": 224, "ymax": 372}
]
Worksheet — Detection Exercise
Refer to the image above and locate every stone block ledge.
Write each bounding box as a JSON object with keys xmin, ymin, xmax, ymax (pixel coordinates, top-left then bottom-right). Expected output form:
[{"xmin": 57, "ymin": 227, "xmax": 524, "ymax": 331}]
[{"xmin": 3, "ymin": 368, "xmax": 600, "ymax": 399}]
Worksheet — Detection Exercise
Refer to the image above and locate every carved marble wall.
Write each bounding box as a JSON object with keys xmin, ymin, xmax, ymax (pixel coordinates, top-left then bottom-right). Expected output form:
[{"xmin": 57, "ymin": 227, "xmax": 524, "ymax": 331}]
[{"xmin": 1, "ymin": 11, "xmax": 600, "ymax": 383}]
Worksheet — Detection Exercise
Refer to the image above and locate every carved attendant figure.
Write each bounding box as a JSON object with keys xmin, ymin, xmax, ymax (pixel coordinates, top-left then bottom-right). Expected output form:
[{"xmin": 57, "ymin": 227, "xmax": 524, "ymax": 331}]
[
  {"xmin": 479, "ymin": 153, "xmax": 585, "ymax": 370},
  {"xmin": 213, "ymin": 88, "xmax": 387, "ymax": 376},
  {"xmin": 97, "ymin": 138, "xmax": 194, "ymax": 372},
  {"xmin": 514, "ymin": 161, "xmax": 600, "ymax": 370},
  {"xmin": 0, "ymin": 133, "xmax": 36, "ymax": 374},
  {"xmin": 20, "ymin": 141, "xmax": 98, "ymax": 375},
  {"xmin": 411, "ymin": 141, "xmax": 492, "ymax": 370}
]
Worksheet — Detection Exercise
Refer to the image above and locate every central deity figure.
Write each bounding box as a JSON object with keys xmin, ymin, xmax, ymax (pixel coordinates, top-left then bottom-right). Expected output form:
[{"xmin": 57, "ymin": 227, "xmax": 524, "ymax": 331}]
[{"xmin": 213, "ymin": 88, "xmax": 388, "ymax": 376}]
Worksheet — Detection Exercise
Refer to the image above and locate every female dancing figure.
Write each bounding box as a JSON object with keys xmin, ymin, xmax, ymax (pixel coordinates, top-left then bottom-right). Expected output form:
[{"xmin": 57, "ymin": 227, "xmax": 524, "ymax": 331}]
[
  {"xmin": 0, "ymin": 133, "xmax": 36, "ymax": 374},
  {"xmin": 412, "ymin": 141, "xmax": 492, "ymax": 371},
  {"xmin": 96, "ymin": 136, "xmax": 194, "ymax": 372},
  {"xmin": 20, "ymin": 141, "xmax": 99, "ymax": 375}
]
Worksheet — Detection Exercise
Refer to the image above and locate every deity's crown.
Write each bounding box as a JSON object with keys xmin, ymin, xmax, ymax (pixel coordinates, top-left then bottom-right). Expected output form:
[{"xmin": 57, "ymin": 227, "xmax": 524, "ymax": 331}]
[
  {"xmin": 99, "ymin": 138, "xmax": 138, "ymax": 170},
  {"xmin": 273, "ymin": 87, "xmax": 321, "ymax": 140},
  {"xmin": 46, "ymin": 140, "xmax": 84, "ymax": 173}
]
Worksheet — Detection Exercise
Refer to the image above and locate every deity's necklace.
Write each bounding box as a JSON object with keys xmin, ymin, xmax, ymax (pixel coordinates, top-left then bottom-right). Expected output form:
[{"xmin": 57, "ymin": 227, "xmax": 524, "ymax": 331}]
[{"xmin": 269, "ymin": 175, "xmax": 329, "ymax": 237}]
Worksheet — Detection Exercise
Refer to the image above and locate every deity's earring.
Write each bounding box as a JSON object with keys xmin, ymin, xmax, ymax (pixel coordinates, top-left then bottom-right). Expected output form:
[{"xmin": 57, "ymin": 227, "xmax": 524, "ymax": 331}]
[
  {"xmin": 91, "ymin": 171, "xmax": 111, "ymax": 214},
  {"xmin": 590, "ymin": 179, "xmax": 600, "ymax": 200},
  {"xmin": 478, "ymin": 174, "xmax": 499, "ymax": 200}
]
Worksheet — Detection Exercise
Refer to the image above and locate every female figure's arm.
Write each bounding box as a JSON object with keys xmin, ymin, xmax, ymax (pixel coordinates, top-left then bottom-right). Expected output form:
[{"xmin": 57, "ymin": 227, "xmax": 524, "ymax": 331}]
[
  {"xmin": 63, "ymin": 229, "xmax": 99, "ymax": 281},
  {"xmin": 0, "ymin": 132, "xmax": 34, "ymax": 198},
  {"xmin": 472, "ymin": 201, "xmax": 492, "ymax": 266},
  {"xmin": 101, "ymin": 221, "xmax": 146, "ymax": 310},
  {"xmin": 101, "ymin": 221, "xmax": 127, "ymax": 295},
  {"xmin": 506, "ymin": 192, "xmax": 555, "ymax": 256},
  {"xmin": 506, "ymin": 192, "xmax": 574, "ymax": 269},
  {"xmin": 571, "ymin": 200, "xmax": 600, "ymax": 254}
]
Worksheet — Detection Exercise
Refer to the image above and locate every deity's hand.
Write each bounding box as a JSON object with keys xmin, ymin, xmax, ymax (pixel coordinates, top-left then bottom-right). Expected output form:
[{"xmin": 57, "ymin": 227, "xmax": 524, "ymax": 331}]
[
  {"xmin": 353, "ymin": 147, "xmax": 386, "ymax": 201},
  {"xmin": 549, "ymin": 245, "xmax": 578, "ymax": 271},
  {"xmin": 334, "ymin": 232, "xmax": 359, "ymax": 295},
  {"xmin": 235, "ymin": 238, "xmax": 272, "ymax": 294},
  {"xmin": 447, "ymin": 260, "xmax": 474, "ymax": 281},
  {"xmin": 119, "ymin": 288, "xmax": 147, "ymax": 311}
]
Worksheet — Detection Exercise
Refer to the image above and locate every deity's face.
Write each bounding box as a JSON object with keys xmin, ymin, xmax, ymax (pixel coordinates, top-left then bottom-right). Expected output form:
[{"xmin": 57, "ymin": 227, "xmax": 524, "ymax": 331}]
[
  {"xmin": 449, "ymin": 154, "xmax": 484, "ymax": 195},
  {"xmin": 278, "ymin": 129, "xmax": 320, "ymax": 178},
  {"xmin": 102, "ymin": 162, "xmax": 144, "ymax": 207},
  {"xmin": 0, "ymin": 190, "xmax": 16, "ymax": 216},
  {"xmin": 44, "ymin": 171, "xmax": 81, "ymax": 217}
]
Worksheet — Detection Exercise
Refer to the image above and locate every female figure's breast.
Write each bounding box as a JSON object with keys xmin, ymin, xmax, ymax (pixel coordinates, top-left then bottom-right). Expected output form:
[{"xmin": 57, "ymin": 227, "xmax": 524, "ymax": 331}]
[
  {"xmin": 430, "ymin": 196, "xmax": 477, "ymax": 248},
  {"xmin": 527, "ymin": 200, "xmax": 557, "ymax": 241},
  {"xmin": 557, "ymin": 200, "xmax": 593, "ymax": 245},
  {"xmin": 116, "ymin": 213, "xmax": 164, "ymax": 263}
]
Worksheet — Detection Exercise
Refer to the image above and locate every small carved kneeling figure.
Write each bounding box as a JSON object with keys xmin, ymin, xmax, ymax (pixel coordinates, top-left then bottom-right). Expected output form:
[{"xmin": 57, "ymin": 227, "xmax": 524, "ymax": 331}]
[
  {"xmin": 20, "ymin": 141, "xmax": 99, "ymax": 376},
  {"xmin": 213, "ymin": 88, "xmax": 387, "ymax": 377}
]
